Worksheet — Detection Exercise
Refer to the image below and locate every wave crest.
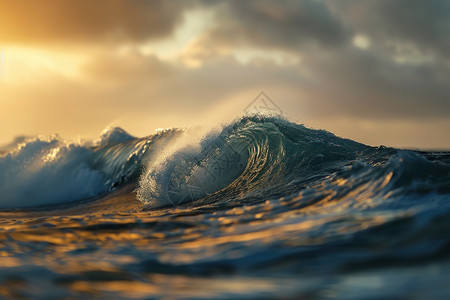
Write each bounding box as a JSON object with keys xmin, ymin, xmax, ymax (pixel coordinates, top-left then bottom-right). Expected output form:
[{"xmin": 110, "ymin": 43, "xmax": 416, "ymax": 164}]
[{"xmin": 137, "ymin": 116, "xmax": 368, "ymax": 208}]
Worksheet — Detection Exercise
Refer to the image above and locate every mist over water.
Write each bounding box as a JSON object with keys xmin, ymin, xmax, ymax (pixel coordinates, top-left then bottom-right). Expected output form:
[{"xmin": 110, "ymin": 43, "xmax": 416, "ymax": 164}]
[{"xmin": 1, "ymin": 115, "xmax": 449, "ymax": 299}]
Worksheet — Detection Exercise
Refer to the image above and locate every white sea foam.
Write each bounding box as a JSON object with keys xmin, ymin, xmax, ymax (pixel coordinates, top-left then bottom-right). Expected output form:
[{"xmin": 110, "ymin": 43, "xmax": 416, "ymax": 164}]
[
  {"xmin": 0, "ymin": 136, "xmax": 105, "ymax": 208},
  {"xmin": 0, "ymin": 126, "xmax": 183, "ymax": 209}
]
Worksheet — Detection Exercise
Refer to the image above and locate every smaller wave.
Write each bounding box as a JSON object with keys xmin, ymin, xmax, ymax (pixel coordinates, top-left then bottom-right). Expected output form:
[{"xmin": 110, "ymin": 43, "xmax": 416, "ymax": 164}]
[
  {"xmin": 0, "ymin": 128, "xmax": 181, "ymax": 209},
  {"xmin": 94, "ymin": 126, "xmax": 136, "ymax": 148},
  {"xmin": 0, "ymin": 136, "xmax": 106, "ymax": 208}
]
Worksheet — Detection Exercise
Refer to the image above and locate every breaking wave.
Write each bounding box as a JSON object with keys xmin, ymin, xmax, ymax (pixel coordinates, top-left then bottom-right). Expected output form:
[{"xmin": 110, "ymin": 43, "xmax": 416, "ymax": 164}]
[
  {"xmin": 137, "ymin": 116, "xmax": 450, "ymax": 210},
  {"xmin": 1, "ymin": 116, "xmax": 449, "ymax": 210}
]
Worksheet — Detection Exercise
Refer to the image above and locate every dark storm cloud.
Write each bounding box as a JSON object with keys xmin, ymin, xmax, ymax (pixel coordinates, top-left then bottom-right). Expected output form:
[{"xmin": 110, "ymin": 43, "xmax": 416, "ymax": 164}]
[
  {"xmin": 193, "ymin": 0, "xmax": 450, "ymax": 121},
  {"xmin": 0, "ymin": 0, "xmax": 194, "ymax": 44},
  {"xmin": 319, "ymin": 0, "xmax": 450, "ymax": 119},
  {"xmin": 205, "ymin": 0, "xmax": 347, "ymax": 49},
  {"xmin": 204, "ymin": 0, "xmax": 450, "ymax": 59},
  {"xmin": 328, "ymin": 0, "xmax": 450, "ymax": 55},
  {"xmin": 301, "ymin": 48, "xmax": 450, "ymax": 120}
]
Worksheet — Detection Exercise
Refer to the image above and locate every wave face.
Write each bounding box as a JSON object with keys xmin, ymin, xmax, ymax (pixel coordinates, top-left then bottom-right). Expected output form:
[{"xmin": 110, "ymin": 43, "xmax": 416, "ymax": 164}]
[{"xmin": 137, "ymin": 115, "xmax": 450, "ymax": 210}]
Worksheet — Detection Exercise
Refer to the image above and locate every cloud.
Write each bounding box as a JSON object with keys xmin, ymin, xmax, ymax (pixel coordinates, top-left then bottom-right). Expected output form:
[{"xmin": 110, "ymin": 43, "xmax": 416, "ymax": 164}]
[
  {"xmin": 0, "ymin": 0, "xmax": 193, "ymax": 45},
  {"xmin": 328, "ymin": 0, "xmax": 450, "ymax": 57},
  {"xmin": 1, "ymin": 0, "xmax": 449, "ymax": 149},
  {"xmin": 176, "ymin": 0, "xmax": 450, "ymax": 122},
  {"xmin": 81, "ymin": 49, "xmax": 173, "ymax": 84},
  {"xmin": 202, "ymin": 0, "xmax": 347, "ymax": 50},
  {"xmin": 300, "ymin": 48, "xmax": 450, "ymax": 120}
]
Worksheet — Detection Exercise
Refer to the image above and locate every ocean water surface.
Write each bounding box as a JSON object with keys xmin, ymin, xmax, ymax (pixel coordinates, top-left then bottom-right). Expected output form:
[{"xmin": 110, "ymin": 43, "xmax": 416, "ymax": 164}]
[{"xmin": 1, "ymin": 115, "xmax": 449, "ymax": 299}]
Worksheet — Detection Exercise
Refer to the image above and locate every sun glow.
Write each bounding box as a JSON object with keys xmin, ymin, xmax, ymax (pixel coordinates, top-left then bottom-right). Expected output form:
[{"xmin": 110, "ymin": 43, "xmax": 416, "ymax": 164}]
[
  {"xmin": 0, "ymin": 47, "xmax": 86, "ymax": 83},
  {"xmin": 138, "ymin": 8, "xmax": 216, "ymax": 61}
]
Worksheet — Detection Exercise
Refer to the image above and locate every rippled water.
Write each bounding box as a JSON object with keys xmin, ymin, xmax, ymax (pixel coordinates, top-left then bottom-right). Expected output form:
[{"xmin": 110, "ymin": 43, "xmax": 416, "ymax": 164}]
[{"xmin": 1, "ymin": 116, "xmax": 449, "ymax": 299}]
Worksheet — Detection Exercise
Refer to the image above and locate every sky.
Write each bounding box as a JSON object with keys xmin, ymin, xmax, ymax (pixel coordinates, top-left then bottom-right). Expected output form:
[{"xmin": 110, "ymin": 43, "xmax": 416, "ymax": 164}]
[{"xmin": 0, "ymin": 0, "xmax": 449, "ymax": 149}]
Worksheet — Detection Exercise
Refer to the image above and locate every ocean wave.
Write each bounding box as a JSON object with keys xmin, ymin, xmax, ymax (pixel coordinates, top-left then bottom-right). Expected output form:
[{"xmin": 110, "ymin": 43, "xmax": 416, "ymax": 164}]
[
  {"xmin": 0, "ymin": 136, "xmax": 106, "ymax": 208},
  {"xmin": 0, "ymin": 127, "xmax": 179, "ymax": 208},
  {"xmin": 1, "ymin": 116, "xmax": 449, "ymax": 210},
  {"xmin": 137, "ymin": 115, "xmax": 450, "ymax": 209}
]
